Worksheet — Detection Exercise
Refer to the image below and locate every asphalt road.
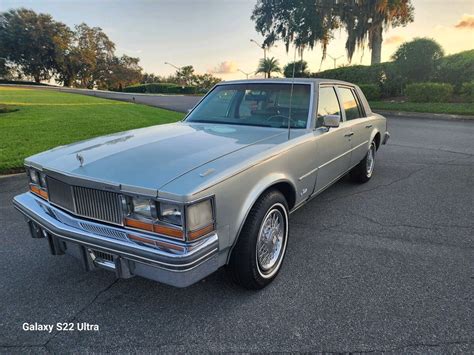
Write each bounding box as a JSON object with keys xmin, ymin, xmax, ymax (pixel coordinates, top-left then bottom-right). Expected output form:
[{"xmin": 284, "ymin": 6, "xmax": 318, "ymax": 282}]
[{"xmin": 1, "ymin": 116, "xmax": 473, "ymax": 353}]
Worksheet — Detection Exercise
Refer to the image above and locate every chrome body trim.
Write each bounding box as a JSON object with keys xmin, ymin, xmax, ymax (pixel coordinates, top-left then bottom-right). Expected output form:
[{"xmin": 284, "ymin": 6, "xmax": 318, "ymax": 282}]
[
  {"xmin": 299, "ymin": 167, "xmax": 319, "ymax": 181},
  {"xmin": 318, "ymin": 140, "xmax": 368, "ymax": 170}
]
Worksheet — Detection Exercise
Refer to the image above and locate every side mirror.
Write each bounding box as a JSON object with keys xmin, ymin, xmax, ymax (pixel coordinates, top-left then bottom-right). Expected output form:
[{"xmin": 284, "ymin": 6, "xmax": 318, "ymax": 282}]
[{"xmin": 322, "ymin": 114, "xmax": 340, "ymax": 128}]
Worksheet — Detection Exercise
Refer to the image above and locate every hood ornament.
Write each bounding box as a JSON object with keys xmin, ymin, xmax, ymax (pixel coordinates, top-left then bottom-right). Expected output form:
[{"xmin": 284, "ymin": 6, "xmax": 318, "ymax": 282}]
[{"xmin": 76, "ymin": 153, "xmax": 84, "ymax": 167}]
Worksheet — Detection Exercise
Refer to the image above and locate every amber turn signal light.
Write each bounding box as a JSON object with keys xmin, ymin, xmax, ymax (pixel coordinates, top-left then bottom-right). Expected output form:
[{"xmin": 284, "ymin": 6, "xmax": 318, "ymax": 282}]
[
  {"xmin": 124, "ymin": 218, "xmax": 184, "ymax": 239},
  {"xmin": 153, "ymin": 224, "xmax": 184, "ymax": 239},
  {"xmin": 187, "ymin": 224, "xmax": 214, "ymax": 241},
  {"xmin": 30, "ymin": 185, "xmax": 48, "ymax": 200},
  {"xmin": 124, "ymin": 218, "xmax": 153, "ymax": 232}
]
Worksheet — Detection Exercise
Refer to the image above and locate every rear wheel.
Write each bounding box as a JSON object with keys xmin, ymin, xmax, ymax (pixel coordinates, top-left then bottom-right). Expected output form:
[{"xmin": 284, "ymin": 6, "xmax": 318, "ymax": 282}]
[
  {"xmin": 228, "ymin": 190, "xmax": 289, "ymax": 290},
  {"xmin": 350, "ymin": 141, "xmax": 376, "ymax": 183}
]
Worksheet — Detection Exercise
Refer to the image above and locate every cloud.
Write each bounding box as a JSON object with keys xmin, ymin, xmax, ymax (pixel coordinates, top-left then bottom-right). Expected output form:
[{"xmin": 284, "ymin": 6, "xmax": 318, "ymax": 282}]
[
  {"xmin": 209, "ymin": 61, "xmax": 238, "ymax": 74},
  {"xmin": 384, "ymin": 35, "xmax": 405, "ymax": 45},
  {"xmin": 455, "ymin": 14, "xmax": 474, "ymax": 29}
]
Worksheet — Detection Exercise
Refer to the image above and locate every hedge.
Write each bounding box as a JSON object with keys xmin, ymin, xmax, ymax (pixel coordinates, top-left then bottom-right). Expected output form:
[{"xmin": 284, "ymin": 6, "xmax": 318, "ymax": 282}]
[
  {"xmin": 311, "ymin": 63, "xmax": 403, "ymax": 98},
  {"xmin": 358, "ymin": 84, "xmax": 381, "ymax": 101},
  {"xmin": 461, "ymin": 81, "xmax": 474, "ymax": 103},
  {"xmin": 405, "ymin": 83, "xmax": 453, "ymax": 103},
  {"xmin": 435, "ymin": 50, "xmax": 474, "ymax": 92},
  {"xmin": 123, "ymin": 83, "xmax": 198, "ymax": 94}
]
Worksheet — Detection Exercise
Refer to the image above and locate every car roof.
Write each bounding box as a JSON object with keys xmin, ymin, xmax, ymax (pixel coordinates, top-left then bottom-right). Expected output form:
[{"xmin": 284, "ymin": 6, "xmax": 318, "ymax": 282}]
[{"xmin": 218, "ymin": 78, "xmax": 356, "ymax": 86}]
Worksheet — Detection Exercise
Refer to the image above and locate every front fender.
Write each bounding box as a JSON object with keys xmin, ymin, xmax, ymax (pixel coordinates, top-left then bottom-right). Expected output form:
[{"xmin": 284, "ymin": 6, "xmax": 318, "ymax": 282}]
[{"xmin": 226, "ymin": 173, "xmax": 297, "ymax": 263}]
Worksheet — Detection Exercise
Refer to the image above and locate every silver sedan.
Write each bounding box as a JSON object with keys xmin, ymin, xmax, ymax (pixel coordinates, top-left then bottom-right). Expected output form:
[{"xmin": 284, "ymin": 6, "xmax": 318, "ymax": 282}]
[{"xmin": 13, "ymin": 78, "xmax": 390, "ymax": 289}]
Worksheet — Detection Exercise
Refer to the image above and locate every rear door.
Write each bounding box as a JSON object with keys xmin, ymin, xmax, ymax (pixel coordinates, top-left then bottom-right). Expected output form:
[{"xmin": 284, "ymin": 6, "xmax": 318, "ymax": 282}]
[
  {"xmin": 336, "ymin": 86, "xmax": 371, "ymax": 168},
  {"xmin": 312, "ymin": 85, "xmax": 352, "ymax": 194}
]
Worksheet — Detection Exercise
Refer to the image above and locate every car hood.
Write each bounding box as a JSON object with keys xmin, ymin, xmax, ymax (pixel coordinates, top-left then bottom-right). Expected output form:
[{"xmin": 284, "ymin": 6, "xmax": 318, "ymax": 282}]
[{"xmin": 26, "ymin": 122, "xmax": 287, "ymax": 193}]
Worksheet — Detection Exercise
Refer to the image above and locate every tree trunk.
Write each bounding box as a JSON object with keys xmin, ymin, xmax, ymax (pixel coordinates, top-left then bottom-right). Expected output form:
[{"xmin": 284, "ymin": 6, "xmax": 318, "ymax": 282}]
[
  {"xmin": 371, "ymin": 24, "xmax": 383, "ymax": 65},
  {"xmin": 63, "ymin": 76, "xmax": 72, "ymax": 87},
  {"xmin": 34, "ymin": 75, "xmax": 41, "ymax": 83}
]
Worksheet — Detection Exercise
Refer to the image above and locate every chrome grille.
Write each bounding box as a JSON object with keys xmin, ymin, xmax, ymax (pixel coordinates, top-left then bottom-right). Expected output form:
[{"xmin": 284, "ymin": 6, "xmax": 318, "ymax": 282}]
[
  {"xmin": 73, "ymin": 186, "xmax": 123, "ymax": 225},
  {"xmin": 47, "ymin": 177, "xmax": 123, "ymax": 225},
  {"xmin": 92, "ymin": 250, "xmax": 114, "ymax": 262},
  {"xmin": 79, "ymin": 222, "xmax": 128, "ymax": 241},
  {"xmin": 47, "ymin": 177, "xmax": 74, "ymax": 211}
]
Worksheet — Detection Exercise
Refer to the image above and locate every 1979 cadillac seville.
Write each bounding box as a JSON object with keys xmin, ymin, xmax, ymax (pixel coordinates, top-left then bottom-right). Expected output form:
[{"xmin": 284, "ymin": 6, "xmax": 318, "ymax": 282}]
[{"xmin": 13, "ymin": 79, "xmax": 389, "ymax": 289}]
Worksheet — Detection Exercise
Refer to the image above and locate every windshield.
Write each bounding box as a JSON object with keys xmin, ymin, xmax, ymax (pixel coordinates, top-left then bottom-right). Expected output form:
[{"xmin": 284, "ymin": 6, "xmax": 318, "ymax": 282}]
[{"xmin": 185, "ymin": 83, "xmax": 311, "ymax": 129}]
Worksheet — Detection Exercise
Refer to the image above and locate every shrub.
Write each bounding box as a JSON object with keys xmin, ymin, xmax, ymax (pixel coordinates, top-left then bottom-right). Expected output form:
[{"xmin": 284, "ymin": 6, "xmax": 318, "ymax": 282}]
[
  {"xmin": 123, "ymin": 83, "xmax": 198, "ymax": 94},
  {"xmin": 436, "ymin": 50, "xmax": 474, "ymax": 92},
  {"xmin": 359, "ymin": 84, "xmax": 381, "ymax": 101},
  {"xmin": 406, "ymin": 82, "xmax": 453, "ymax": 102},
  {"xmin": 461, "ymin": 81, "xmax": 474, "ymax": 103},
  {"xmin": 392, "ymin": 38, "xmax": 444, "ymax": 83}
]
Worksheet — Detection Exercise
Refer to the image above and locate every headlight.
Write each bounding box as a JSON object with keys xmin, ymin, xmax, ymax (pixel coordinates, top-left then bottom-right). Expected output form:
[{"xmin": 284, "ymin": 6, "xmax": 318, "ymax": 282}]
[
  {"xmin": 130, "ymin": 197, "xmax": 155, "ymax": 219},
  {"xmin": 29, "ymin": 169, "xmax": 39, "ymax": 185},
  {"xmin": 159, "ymin": 202, "xmax": 183, "ymax": 226},
  {"xmin": 27, "ymin": 167, "xmax": 48, "ymax": 199},
  {"xmin": 39, "ymin": 172, "xmax": 47, "ymax": 188},
  {"xmin": 124, "ymin": 197, "xmax": 184, "ymax": 240},
  {"xmin": 186, "ymin": 199, "xmax": 214, "ymax": 240},
  {"xmin": 123, "ymin": 195, "xmax": 214, "ymax": 242}
]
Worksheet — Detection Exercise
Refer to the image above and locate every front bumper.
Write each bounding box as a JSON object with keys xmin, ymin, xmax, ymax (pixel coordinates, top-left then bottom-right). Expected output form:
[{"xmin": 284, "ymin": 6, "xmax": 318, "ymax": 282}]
[
  {"xmin": 382, "ymin": 131, "xmax": 390, "ymax": 145},
  {"xmin": 13, "ymin": 192, "xmax": 219, "ymax": 287}
]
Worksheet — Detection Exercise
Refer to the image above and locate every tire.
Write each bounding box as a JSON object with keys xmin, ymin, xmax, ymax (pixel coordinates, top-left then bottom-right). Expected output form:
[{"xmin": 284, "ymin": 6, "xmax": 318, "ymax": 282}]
[
  {"xmin": 227, "ymin": 189, "xmax": 289, "ymax": 290},
  {"xmin": 350, "ymin": 140, "xmax": 376, "ymax": 183}
]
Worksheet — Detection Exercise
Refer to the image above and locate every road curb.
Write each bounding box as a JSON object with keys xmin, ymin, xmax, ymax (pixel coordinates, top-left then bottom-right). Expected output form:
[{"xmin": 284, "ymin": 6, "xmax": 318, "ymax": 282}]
[
  {"xmin": 374, "ymin": 109, "xmax": 474, "ymax": 121},
  {"xmin": 0, "ymin": 172, "xmax": 24, "ymax": 179}
]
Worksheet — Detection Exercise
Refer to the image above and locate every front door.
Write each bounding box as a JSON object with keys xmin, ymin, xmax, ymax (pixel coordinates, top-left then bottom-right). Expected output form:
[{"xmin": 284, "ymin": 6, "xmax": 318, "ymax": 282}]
[{"xmin": 312, "ymin": 86, "xmax": 352, "ymax": 194}]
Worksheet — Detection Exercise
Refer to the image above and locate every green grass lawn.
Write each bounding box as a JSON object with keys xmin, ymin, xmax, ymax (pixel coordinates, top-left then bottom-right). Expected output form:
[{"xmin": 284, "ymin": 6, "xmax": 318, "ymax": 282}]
[
  {"xmin": 0, "ymin": 87, "xmax": 184, "ymax": 174},
  {"xmin": 369, "ymin": 101, "xmax": 474, "ymax": 116}
]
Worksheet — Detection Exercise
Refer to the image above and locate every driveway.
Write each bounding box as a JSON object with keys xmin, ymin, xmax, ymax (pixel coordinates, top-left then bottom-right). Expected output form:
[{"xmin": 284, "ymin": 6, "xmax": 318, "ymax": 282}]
[{"xmin": 0, "ymin": 116, "xmax": 473, "ymax": 352}]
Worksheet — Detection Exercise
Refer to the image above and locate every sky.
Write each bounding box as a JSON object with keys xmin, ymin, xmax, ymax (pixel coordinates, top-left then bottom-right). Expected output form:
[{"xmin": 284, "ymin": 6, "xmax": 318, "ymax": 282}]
[{"xmin": 2, "ymin": 0, "xmax": 473, "ymax": 80}]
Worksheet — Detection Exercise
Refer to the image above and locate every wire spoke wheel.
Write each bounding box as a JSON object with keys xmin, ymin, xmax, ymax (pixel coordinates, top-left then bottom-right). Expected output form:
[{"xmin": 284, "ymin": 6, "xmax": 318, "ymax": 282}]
[
  {"xmin": 256, "ymin": 203, "xmax": 288, "ymax": 278},
  {"xmin": 366, "ymin": 143, "xmax": 376, "ymax": 177}
]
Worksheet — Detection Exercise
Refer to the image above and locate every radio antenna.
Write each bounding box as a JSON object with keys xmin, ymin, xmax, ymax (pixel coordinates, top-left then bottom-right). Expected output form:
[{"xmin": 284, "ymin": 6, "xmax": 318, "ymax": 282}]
[{"xmin": 287, "ymin": 45, "xmax": 297, "ymax": 140}]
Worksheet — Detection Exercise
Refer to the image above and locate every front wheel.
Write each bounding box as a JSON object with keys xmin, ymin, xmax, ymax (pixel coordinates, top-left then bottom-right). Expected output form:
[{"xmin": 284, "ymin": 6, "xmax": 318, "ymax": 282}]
[
  {"xmin": 350, "ymin": 141, "xmax": 376, "ymax": 183},
  {"xmin": 227, "ymin": 190, "xmax": 289, "ymax": 290}
]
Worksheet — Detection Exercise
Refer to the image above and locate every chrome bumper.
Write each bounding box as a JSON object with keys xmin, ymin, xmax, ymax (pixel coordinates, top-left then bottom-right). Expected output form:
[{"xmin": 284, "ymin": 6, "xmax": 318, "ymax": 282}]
[
  {"xmin": 13, "ymin": 192, "xmax": 219, "ymax": 287},
  {"xmin": 382, "ymin": 131, "xmax": 390, "ymax": 145}
]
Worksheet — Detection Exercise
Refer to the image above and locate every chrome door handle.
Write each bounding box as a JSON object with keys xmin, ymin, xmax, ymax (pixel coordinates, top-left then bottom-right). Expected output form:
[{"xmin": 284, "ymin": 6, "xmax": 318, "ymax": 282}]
[
  {"xmin": 365, "ymin": 124, "xmax": 373, "ymax": 128},
  {"xmin": 344, "ymin": 132, "xmax": 354, "ymax": 137}
]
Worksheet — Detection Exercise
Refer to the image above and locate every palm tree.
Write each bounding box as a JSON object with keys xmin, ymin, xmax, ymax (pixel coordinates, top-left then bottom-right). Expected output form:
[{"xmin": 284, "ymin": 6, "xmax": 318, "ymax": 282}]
[
  {"xmin": 256, "ymin": 57, "xmax": 281, "ymax": 78},
  {"xmin": 283, "ymin": 60, "xmax": 309, "ymax": 78}
]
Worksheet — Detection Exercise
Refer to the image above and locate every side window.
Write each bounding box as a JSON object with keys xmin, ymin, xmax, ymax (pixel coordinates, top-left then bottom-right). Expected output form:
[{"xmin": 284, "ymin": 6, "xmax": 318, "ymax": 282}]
[
  {"xmin": 338, "ymin": 87, "xmax": 363, "ymax": 121},
  {"xmin": 316, "ymin": 86, "xmax": 341, "ymax": 128}
]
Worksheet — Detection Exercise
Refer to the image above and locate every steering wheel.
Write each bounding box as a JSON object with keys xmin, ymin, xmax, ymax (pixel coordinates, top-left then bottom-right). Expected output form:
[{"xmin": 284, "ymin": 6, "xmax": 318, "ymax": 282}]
[{"xmin": 266, "ymin": 114, "xmax": 295, "ymax": 123}]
